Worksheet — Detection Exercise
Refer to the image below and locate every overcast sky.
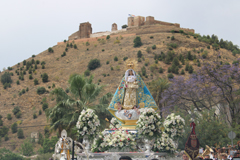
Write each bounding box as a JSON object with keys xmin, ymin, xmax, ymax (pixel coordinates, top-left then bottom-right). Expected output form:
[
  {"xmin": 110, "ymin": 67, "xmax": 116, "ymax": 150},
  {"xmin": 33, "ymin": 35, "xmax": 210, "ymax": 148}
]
[{"xmin": 0, "ymin": 0, "xmax": 239, "ymax": 71}]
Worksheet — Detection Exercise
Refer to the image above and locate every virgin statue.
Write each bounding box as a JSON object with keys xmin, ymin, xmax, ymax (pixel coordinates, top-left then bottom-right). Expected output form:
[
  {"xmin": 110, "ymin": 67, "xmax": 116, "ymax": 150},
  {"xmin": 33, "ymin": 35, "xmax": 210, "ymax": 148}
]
[{"xmin": 108, "ymin": 59, "xmax": 158, "ymax": 129}]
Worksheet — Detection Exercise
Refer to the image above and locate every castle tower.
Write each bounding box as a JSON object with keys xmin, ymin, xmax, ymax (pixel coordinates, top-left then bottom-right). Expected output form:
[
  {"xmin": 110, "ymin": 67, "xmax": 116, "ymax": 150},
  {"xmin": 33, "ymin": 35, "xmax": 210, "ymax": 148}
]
[
  {"xmin": 79, "ymin": 22, "xmax": 92, "ymax": 39},
  {"xmin": 146, "ymin": 16, "xmax": 155, "ymax": 25},
  {"xmin": 134, "ymin": 16, "xmax": 145, "ymax": 26},
  {"xmin": 128, "ymin": 17, "xmax": 134, "ymax": 27},
  {"xmin": 112, "ymin": 23, "xmax": 118, "ymax": 31}
]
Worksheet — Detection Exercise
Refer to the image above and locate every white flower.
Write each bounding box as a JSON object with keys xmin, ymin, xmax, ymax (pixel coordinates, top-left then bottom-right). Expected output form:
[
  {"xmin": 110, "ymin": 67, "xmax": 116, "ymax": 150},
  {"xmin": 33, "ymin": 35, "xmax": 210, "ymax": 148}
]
[
  {"xmin": 83, "ymin": 127, "xmax": 87, "ymax": 131},
  {"xmin": 149, "ymin": 132, "xmax": 153, "ymax": 136}
]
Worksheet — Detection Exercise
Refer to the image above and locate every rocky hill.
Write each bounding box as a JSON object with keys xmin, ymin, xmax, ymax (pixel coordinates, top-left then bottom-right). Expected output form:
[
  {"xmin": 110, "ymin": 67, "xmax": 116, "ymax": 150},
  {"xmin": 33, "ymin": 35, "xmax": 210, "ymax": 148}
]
[{"xmin": 0, "ymin": 27, "xmax": 238, "ymax": 151}]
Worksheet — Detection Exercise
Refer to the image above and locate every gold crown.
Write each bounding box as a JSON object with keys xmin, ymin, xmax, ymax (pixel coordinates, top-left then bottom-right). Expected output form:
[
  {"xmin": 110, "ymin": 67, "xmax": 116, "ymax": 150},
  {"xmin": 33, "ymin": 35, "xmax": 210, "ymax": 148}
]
[{"xmin": 125, "ymin": 59, "xmax": 138, "ymax": 71}]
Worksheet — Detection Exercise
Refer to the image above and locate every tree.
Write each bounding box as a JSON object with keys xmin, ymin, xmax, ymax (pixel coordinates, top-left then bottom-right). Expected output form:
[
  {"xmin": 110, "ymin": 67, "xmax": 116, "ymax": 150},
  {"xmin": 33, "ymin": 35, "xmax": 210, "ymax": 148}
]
[
  {"xmin": 149, "ymin": 78, "xmax": 170, "ymax": 114},
  {"xmin": 46, "ymin": 74, "xmax": 112, "ymax": 136},
  {"xmin": 38, "ymin": 132, "xmax": 44, "ymax": 146},
  {"xmin": 133, "ymin": 36, "xmax": 143, "ymax": 47},
  {"xmin": 34, "ymin": 78, "xmax": 38, "ymax": 85},
  {"xmin": 17, "ymin": 128, "xmax": 24, "ymax": 139},
  {"xmin": 42, "ymin": 73, "xmax": 48, "ymax": 83},
  {"xmin": 11, "ymin": 122, "xmax": 18, "ymax": 133},
  {"xmin": 88, "ymin": 59, "xmax": 101, "ymax": 70},
  {"xmin": 137, "ymin": 50, "xmax": 142, "ymax": 58},
  {"xmin": 0, "ymin": 148, "xmax": 24, "ymax": 160},
  {"xmin": 161, "ymin": 62, "xmax": 240, "ymax": 126},
  {"xmin": 122, "ymin": 24, "xmax": 128, "ymax": 29},
  {"xmin": 12, "ymin": 106, "xmax": 20, "ymax": 115},
  {"xmin": 41, "ymin": 136, "xmax": 58, "ymax": 153},
  {"xmin": 20, "ymin": 139, "xmax": 34, "ymax": 156},
  {"xmin": 1, "ymin": 72, "xmax": 12, "ymax": 85}
]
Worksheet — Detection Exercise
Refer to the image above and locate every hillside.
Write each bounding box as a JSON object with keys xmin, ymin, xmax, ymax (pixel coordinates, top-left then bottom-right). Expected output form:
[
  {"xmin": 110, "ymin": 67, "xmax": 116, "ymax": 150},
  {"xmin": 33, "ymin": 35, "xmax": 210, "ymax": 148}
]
[{"xmin": 0, "ymin": 29, "xmax": 238, "ymax": 151}]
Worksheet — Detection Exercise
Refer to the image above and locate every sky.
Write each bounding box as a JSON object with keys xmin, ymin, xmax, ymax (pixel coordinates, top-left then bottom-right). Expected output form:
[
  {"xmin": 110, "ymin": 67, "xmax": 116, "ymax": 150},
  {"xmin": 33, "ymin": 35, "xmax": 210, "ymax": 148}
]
[{"xmin": 0, "ymin": 0, "xmax": 240, "ymax": 71}]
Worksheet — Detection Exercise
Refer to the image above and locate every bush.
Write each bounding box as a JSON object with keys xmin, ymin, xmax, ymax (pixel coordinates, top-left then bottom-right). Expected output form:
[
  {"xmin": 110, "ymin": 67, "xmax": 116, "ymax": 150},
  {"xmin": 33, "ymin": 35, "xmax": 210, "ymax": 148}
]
[
  {"xmin": 207, "ymin": 45, "xmax": 210, "ymax": 49},
  {"xmin": 39, "ymin": 110, "xmax": 42, "ymax": 115},
  {"xmin": 42, "ymin": 103, "xmax": 48, "ymax": 111},
  {"xmin": 141, "ymin": 66, "xmax": 146, "ymax": 76},
  {"xmin": 23, "ymin": 60, "xmax": 27, "ymax": 65},
  {"xmin": 202, "ymin": 51, "xmax": 208, "ymax": 59},
  {"xmin": 106, "ymin": 61, "xmax": 109, "ymax": 64},
  {"xmin": 4, "ymin": 135, "xmax": 9, "ymax": 141},
  {"xmin": 65, "ymin": 48, "xmax": 68, "ymax": 52},
  {"xmin": 36, "ymin": 60, "xmax": 40, "ymax": 64},
  {"xmin": 48, "ymin": 47, "xmax": 54, "ymax": 53},
  {"xmin": 42, "ymin": 65, "xmax": 45, "ymax": 69},
  {"xmin": 106, "ymin": 35, "xmax": 110, "ymax": 39},
  {"xmin": 42, "ymin": 73, "xmax": 48, "ymax": 82},
  {"xmin": 84, "ymin": 70, "xmax": 90, "ymax": 76},
  {"xmin": 86, "ymin": 41, "xmax": 90, "ymax": 46},
  {"xmin": 16, "ymin": 80, "xmax": 20, "ymax": 85},
  {"xmin": 12, "ymin": 106, "xmax": 20, "ymax": 115},
  {"xmin": 1, "ymin": 72, "xmax": 12, "ymax": 86},
  {"xmin": 181, "ymin": 69, "xmax": 185, "ymax": 75},
  {"xmin": 114, "ymin": 39, "xmax": 120, "ymax": 44},
  {"xmin": 146, "ymin": 47, "xmax": 151, "ymax": 53},
  {"xmin": 133, "ymin": 36, "xmax": 143, "ymax": 47},
  {"xmin": 17, "ymin": 128, "xmax": 24, "ymax": 139},
  {"xmin": 179, "ymin": 30, "xmax": 184, "ymax": 33},
  {"xmin": 152, "ymin": 45, "xmax": 156, "ymax": 50},
  {"xmin": 111, "ymin": 67, "xmax": 113, "ymax": 70},
  {"xmin": 114, "ymin": 56, "xmax": 118, "ymax": 61},
  {"xmin": 88, "ymin": 59, "xmax": 101, "ymax": 70},
  {"xmin": 11, "ymin": 122, "xmax": 18, "ymax": 133},
  {"xmin": 122, "ymin": 24, "xmax": 128, "ymax": 28},
  {"xmin": 188, "ymin": 65, "xmax": 194, "ymax": 74},
  {"xmin": 137, "ymin": 50, "xmax": 142, "ymax": 58},
  {"xmin": 73, "ymin": 44, "xmax": 77, "ymax": 49},
  {"xmin": 159, "ymin": 67, "xmax": 163, "ymax": 73},
  {"xmin": 7, "ymin": 114, "xmax": 12, "ymax": 120},
  {"xmin": 123, "ymin": 57, "xmax": 128, "ymax": 61},
  {"xmin": 185, "ymin": 63, "xmax": 189, "ymax": 71},
  {"xmin": 171, "ymin": 36, "xmax": 175, "ymax": 40},
  {"xmin": 33, "ymin": 113, "xmax": 37, "ymax": 119},
  {"xmin": 168, "ymin": 67, "xmax": 172, "ymax": 73},
  {"xmin": 61, "ymin": 52, "xmax": 66, "ymax": 57},
  {"xmin": 168, "ymin": 73, "xmax": 174, "ymax": 79},
  {"xmin": 34, "ymin": 78, "xmax": 38, "ymax": 85},
  {"xmin": 37, "ymin": 87, "xmax": 46, "ymax": 95},
  {"xmin": 32, "ymin": 54, "xmax": 36, "ymax": 57},
  {"xmin": 168, "ymin": 43, "xmax": 178, "ymax": 49},
  {"xmin": 0, "ymin": 119, "xmax": 3, "ymax": 126},
  {"xmin": 102, "ymin": 49, "xmax": 105, "ymax": 52},
  {"xmin": 138, "ymin": 58, "xmax": 142, "ymax": 62},
  {"xmin": 16, "ymin": 112, "xmax": 21, "ymax": 118},
  {"xmin": 150, "ymin": 36, "xmax": 154, "ymax": 39},
  {"xmin": 29, "ymin": 74, "xmax": 33, "ymax": 79},
  {"xmin": 171, "ymin": 30, "xmax": 175, "ymax": 33}
]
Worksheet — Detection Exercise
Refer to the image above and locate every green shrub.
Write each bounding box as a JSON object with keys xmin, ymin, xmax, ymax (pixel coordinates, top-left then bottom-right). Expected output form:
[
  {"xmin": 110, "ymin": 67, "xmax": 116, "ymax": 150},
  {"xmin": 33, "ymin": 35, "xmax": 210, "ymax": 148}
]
[
  {"xmin": 187, "ymin": 51, "xmax": 193, "ymax": 60},
  {"xmin": 98, "ymin": 79, "xmax": 101, "ymax": 82},
  {"xmin": 61, "ymin": 52, "xmax": 66, "ymax": 57},
  {"xmin": 207, "ymin": 46, "xmax": 210, "ymax": 49},
  {"xmin": 29, "ymin": 74, "xmax": 33, "ymax": 79},
  {"xmin": 133, "ymin": 36, "xmax": 143, "ymax": 47},
  {"xmin": 26, "ymin": 87, "xmax": 29, "ymax": 92},
  {"xmin": 7, "ymin": 114, "xmax": 12, "ymax": 120},
  {"xmin": 42, "ymin": 73, "xmax": 48, "ymax": 82},
  {"xmin": 106, "ymin": 61, "xmax": 109, "ymax": 64},
  {"xmin": 52, "ymin": 83, "xmax": 55, "ymax": 88},
  {"xmin": 168, "ymin": 43, "xmax": 178, "ymax": 49},
  {"xmin": 16, "ymin": 112, "xmax": 21, "ymax": 118},
  {"xmin": 65, "ymin": 88, "xmax": 69, "ymax": 93},
  {"xmin": 155, "ymin": 60, "xmax": 158, "ymax": 64},
  {"xmin": 65, "ymin": 48, "xmax": 68, "ymax": 52},
  {"xmin": 179, "ymin": 30, "xmax": 184, "ymax": 34},
  {"xmin": 168, "ymin": 67, "xmax": 172, "ymax": 73},
  {"xmin": 114, "ymin": 56, "xmax": 118, "ymax": 61},
  {"xmin": 70, "ymin": 43, "xmax": 73, "ymax": 48},
  {"xmin": 185, "ymin": 63, "xmax": 189, "ymax": 71},
  {"xmin": 88, "ymin": 59, "xmax": 101, "ymax": 70},
  {"xmin": 123, "ymin": 57, "xmax": 128, "ymax": 61},
  {"xmin": 168, "ymin": 73, "xmax": 174, "ymax": 79},
  {"xmin": 48, "ymin": 47, "xmax": 54, "ymax": 53},
  {"xmin": 0, "ymin": 119, "xmax": 3, "ymax": 126},
  {"xmin": 1, "ymin": 72, "xmax": 12, "ymax": 86},
  {"xmin": 152, "ymin": 45, "xmax": 156, "ymax": 50},
  {"xmin": 181, "ymin": 69, "xmax": 185, "ymax": 75},
  {"xmin": 23, "ymin": 60, "xmax": 27, "ymax": 65},
  {"xmin": 197, "ymin": 62, "xmax": 201, "ymax": 67},
  {"xmin": 42, "ymin": 103, "xmax": 48, "ymax": 111},
  {"xmin": 17, "ymin": 128, "xmax": 24, "ymax": 139},
  {"xmin": 171, "ymin": 30, "xmax": 175, "ymax": 33},
  {"xmin": 12, "ymin": 106, "xmax": 20, "ymax": 115},
  {"xmin": 146, "ymin": 47, "xmax": 151, "ymax": 53},
  {"xmin": 32, "ymin": 54, "xmax": 36, "ymax": 57},
  {"xmin": 37, "ymin": 87, "xmax": 46, "ymax": 95},
  {"xmin": 64, "ymin": 40, "xmax": 67, "ymax": 43},
  {"xmin": 158, "ymin": 67, "xmax": 163, "ymax": 73},
  {"xmin": 33, "ymin": 113, "xmax": 37, "ymax": 119},
  {"xmin": 122, "ymin": 24, "xmax": 128, "ymax": 28},
  {"xmin": 16, "ymin": 80, "xmax": 20, "ymax": 85},
  {"xmin": 8, "ymin": 67, "xmax": 13, "ymax": 70},
  {"xmin": 202, "ymin": 51, "xmax": 208, "ymax": 59},
  {"xmin": 111, "ymin": 67, "xmax": 113, "ymax": 70},
  {"xmin": 84, "ymin": 70, "xmax": 90, "ymax": 76},
  {"xmin": 36, "ymin": 60, "xmax": 40, "ymax": 64},
  {"xmin": 102, "ymin": 49, "xmax": 105, "ymax": 52},
  {"xmin": 171, "ymin": 36, "xmax": 175, "ymax": 40},
  {"xmin": 39, "ymin": 110, "xmax": 42, "ymax": 115},
  {"xmin": 150, "ymin": 36, "xmax": 154, "ymax": 39},
  {"xmin": 22, "ymin": 89, "xmax": 26, "ymax": 94},
  {"xmin": 138, "ymin": 58, "xmax": 142, "ymax": 62},
  {"xmin": 11, "ymin": 122, "xmax": 18, "ymax": 133},
  {"xmin": 42, "ymin": 65, "xmax": 45, "ymax": 69},
  {"xmin": 188, "ymin": 65, "xmax": 194, "ymax": 74},
  {"xmin": 141, "ymin": 66, "xmax": 146, "ymax": 76},
  {"xmin": 73, "ymin": 44, "xmax": 77, "ymax": 49},
  {"xmin": 106, "ymin": 35, "xmax": 110, "ymax": 39},
  {"xmin": 4, "ymin": 135, "xmax": 9, "ymax": 141},
  {"xmin": 66, "ymin": 43, "xmax": 69, "ymax": 47},
  {"xmin": 86, "ymin": 41, "xmax": 90, "ymax": 46},
  {"xmin": 137, "ymin": 50, "xmax": 142, "ymax": 58},
  {"xmin": 167, "ymin": 36, "xmax": 170, "ymax": 39},
  {"xmin": 34, "ymin": 78, "xmax": 38, "ymax": 85}
]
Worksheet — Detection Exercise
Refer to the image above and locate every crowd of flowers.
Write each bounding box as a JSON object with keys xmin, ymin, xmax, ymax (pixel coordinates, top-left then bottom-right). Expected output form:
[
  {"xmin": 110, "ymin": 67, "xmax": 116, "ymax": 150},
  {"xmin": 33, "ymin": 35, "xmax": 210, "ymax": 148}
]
[
  {"xmin": 153, "ymin": 132, "xmax": 176, "ymax": 152},
  {"xmin": 109, "ymin": 118, "xmax": 120, "ymax": 129},
  {"xmin": 136, "ymin": 108, "xmax": 162, "ymax": 139},
  {"xmin": 91, "ymin": 130, "xmax": 137, "ymax": 152},
  {"xmin": 76, "ymin": 109, "xmax": 100, "ymax": 140},
  {"xmin": 163, "ymin": 113, "xmax": 185, "ymax": 140}
]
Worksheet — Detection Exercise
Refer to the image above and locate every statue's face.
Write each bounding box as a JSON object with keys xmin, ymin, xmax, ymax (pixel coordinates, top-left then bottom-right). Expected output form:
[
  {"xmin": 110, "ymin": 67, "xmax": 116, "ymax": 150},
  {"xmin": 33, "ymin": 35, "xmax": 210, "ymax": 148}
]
[{"xmin": 129, "ymin": 70, "xmax": 133, "ymax": 75}]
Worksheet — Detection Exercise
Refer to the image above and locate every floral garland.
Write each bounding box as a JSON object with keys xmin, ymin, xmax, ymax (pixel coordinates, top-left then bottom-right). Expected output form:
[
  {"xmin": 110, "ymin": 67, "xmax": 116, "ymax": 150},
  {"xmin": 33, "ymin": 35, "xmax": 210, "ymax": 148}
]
[
  {"xmin": 109, "ymin": 118, "xmax": 120, "ymax": 129},
  {"xmin": 76, "ymin": 109, "xmax": 100, "ymax": 140},
  {"xmin": 91, "ymin": 130, "xmax": 137, "ymax": 152},
  {"xmin": 153, "ymin": 132, "xmax": 176, "ymax": 152},
  {"xmin": 136, "ymin": 108, "xmax": 162, "ymax": 139},
  {"xmin": 163, "ymin": 113, "xmax": 185, "ymax": 140}
]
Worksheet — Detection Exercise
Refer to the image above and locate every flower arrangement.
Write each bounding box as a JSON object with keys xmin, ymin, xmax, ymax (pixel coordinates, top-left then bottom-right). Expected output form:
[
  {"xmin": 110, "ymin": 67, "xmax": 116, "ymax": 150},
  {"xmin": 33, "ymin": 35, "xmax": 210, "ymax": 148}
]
[
  {"xmin": 109, "ymin": 118, "xmax": 121, "ymax": 129},
  {"xmin": 91, "ymin": 130, "xmax": 137, "ymax": 152},
  {"xmin": 136, "ymin": 108, "xmax": 162, "ymax": 139},
  {"xmin": 163, "ymin": 113, "xmax": 185, "ymax": 140},
  {"xmin": 153, "ymin": 132, "xmax": 176, "ymax": 152},
  {"xmin": 76, "ymin": 109, "xmax": 100, "ymax": 140}
]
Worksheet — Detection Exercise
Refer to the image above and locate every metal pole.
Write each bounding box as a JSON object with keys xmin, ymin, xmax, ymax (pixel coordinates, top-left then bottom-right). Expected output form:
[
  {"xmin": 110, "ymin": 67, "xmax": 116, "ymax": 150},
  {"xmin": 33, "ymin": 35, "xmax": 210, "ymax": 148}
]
[{"xmin": 72, "ymin": 140, "xmax": 75, "ymax": 160}]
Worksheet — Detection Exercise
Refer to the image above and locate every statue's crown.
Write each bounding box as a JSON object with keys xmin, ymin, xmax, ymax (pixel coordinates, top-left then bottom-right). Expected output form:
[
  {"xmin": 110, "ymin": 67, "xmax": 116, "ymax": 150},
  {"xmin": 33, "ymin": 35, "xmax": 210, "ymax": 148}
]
[{"xmin": 125, "ymin": 59, "xmax": 137, "ymax": 70}]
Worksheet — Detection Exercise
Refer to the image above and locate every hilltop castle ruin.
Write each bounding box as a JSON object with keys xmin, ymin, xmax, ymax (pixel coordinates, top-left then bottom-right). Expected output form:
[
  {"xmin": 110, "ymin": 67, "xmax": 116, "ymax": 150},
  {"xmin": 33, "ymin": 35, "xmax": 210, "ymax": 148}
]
[{"xmin": 68, "ymin": 15, "xmax": 194, "ymax": 41}]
